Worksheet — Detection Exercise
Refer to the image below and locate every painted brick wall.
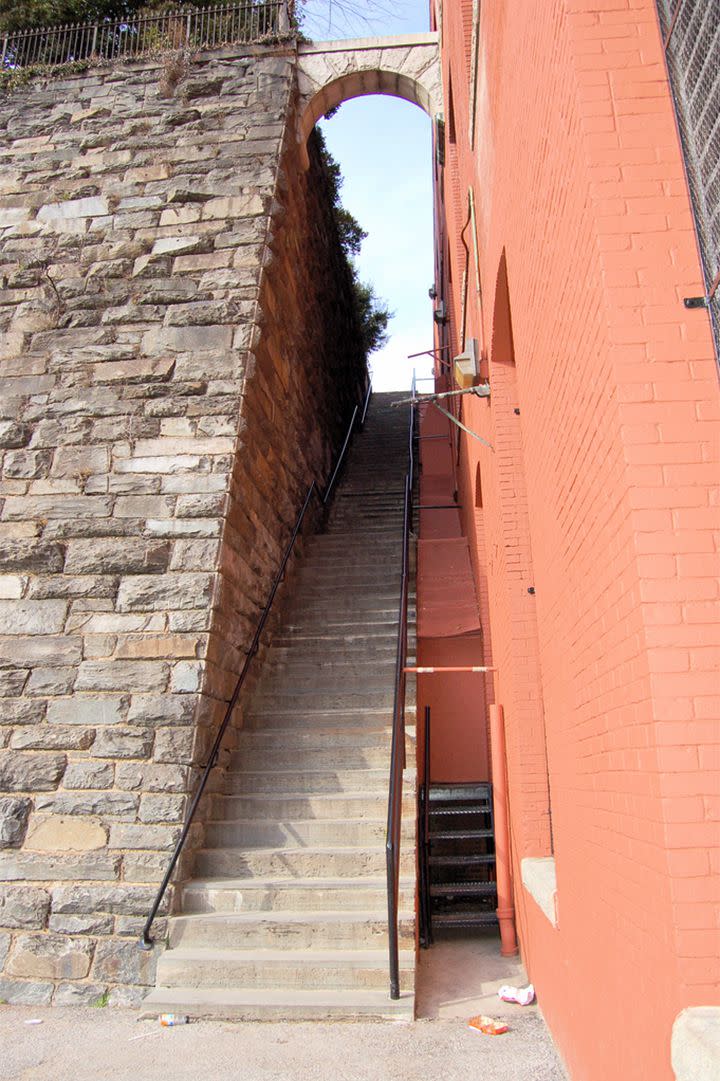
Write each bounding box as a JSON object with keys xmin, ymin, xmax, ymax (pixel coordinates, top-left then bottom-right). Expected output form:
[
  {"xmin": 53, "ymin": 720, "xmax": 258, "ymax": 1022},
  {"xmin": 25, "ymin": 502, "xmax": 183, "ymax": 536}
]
[{"xmin": 433, "ymin": 2, "xmax": 719, "ymax": 1079}]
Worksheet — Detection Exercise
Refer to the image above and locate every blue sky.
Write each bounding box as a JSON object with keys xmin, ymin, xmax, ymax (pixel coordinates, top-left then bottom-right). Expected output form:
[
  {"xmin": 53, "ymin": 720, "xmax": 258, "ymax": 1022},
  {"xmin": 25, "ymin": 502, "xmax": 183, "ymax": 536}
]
[{"xmin": 300, "ymin": 1, "xmax": 435, "ymax": 390}]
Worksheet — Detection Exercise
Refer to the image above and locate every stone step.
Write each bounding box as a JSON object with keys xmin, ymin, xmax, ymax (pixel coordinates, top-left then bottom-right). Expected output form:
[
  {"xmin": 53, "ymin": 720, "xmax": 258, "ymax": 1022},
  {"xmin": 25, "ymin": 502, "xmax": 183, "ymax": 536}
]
[
  {"xmin": 254, "ymin": 671, "xmax": 397, "ymax": 695},
  {"xmin": 242, "ymin": 708, "xmax": 401, "ymax": 730},
  {"xmin": 222, "ymin": 766, "xmax": 415, "ymax": 795},
  {"xmin": 202, "ymin": 817, "xmax": 412, "ymax": 849},
  {"xmin": 179, "ymin": 876, "xmax": 415, "ymax": 915},
  {"xmin": 193, "ymin": 844, "xmax": 415, "ymax": 879},
  {"xmin": 209, "ymin": 792, "xmax": 413, "ymax": 821},
  {"xmin": 230, "ymin": 726, "xmax": 395, "ymax": 750},
  {"xmin": 280, "ymin": 600, "xmax": 405, "ymax": 621},
  {"xmin": 292, "ymin": 569, "xmax": 401, "ymax": 588},
  {"xmin": 167, "ymin": 910, "xmax": 416, "ymax": 951},
  {"xmin": 153, "ymin": 946, "xmax": 415, "ymax": 992},
  {"xmin": 249, "ymin": 689, "xmax": 414, "ymax": 713},
  {"xmin": 261, "ymin": 648, "xmax": 399, "ymax": 668},
  {"xmin": 227, "ymin": 745, "xmax": 400, "ymax": 773},
  {"xmin": 141, "ymin": 985, "xmax": 414, "ymax": 1022},
  {"xmin": 271, "ymin": 627, "xmax": 401, "ymax": 647}
]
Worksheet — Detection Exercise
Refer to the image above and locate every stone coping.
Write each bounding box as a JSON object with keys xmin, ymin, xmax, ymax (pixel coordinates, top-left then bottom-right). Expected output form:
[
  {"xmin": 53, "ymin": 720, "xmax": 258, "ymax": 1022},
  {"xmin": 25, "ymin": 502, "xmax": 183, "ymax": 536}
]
[{"xmin": 521, "ymin": 856, "xmax": 558, "ymax": 928}]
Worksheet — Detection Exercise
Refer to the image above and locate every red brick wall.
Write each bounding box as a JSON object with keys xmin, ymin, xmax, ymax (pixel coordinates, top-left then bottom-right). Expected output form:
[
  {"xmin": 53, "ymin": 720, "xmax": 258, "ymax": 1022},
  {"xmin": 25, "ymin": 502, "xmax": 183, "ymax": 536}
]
[{"xmin": 431, "ymin": 2, "xmax": 719, "ymax": 1078}]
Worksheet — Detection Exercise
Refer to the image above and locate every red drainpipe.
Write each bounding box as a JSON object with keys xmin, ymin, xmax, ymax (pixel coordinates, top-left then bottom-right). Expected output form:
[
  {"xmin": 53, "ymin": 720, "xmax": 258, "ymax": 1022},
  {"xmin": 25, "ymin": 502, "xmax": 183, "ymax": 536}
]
[{"xmin": 489, "ymin": 703, "xmax": 518, "ymax": 956}]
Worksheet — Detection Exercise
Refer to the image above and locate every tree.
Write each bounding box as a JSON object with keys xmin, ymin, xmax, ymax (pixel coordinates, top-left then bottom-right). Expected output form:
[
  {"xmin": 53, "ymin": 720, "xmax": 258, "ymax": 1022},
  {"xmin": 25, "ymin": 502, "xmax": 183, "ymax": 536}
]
[
  {"xmin": 0, "ymin": 2, "xmax": 181, "ymax": 32},
  {"xmin": 314, "ymin": 128, "xmax": 392, "ymax": 358}
]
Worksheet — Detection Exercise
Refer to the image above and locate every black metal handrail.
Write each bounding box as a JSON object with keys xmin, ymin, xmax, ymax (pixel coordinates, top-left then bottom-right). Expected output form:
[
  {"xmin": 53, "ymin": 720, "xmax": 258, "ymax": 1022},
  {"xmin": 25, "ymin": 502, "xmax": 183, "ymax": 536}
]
[
  {"xmin": 359, "ymin": 379, "xmax": 373, "ymax": 430},
  {"xmin": 140, "ymin": 390, "xmax": 368, "ymax": 950},
  {"xmin": 385, "ymin": 391, "xmax": 416, "ymax": 998}
]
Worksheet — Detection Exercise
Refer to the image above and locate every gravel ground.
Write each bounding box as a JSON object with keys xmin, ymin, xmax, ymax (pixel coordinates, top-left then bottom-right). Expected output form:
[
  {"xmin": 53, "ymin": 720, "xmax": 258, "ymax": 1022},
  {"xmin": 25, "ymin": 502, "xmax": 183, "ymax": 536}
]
[{"xmin": 0, "ymin": 1006, "xmax": 568, "ymax": 1081}]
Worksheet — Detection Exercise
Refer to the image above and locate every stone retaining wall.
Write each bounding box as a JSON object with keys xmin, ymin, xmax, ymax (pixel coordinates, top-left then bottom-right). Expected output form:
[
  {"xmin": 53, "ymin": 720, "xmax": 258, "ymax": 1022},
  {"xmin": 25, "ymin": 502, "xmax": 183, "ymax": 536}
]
[{"xmin": 0, "ymin": 45, "xmax": 366, "ymax": 1005}]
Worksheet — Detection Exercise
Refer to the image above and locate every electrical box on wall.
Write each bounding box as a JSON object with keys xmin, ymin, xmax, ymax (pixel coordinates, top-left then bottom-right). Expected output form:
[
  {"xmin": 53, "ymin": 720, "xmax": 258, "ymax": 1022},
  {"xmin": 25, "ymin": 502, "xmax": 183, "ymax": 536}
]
[{"xmin": 453, "ymin": 338, "xmax": 480, "ymax": 387}]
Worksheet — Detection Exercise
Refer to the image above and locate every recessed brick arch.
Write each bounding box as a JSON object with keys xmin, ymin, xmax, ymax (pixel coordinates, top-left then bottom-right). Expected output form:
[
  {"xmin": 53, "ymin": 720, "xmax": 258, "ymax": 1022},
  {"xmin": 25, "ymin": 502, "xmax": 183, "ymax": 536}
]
[{"xmin": 297, "ymin": 34, "xmax": 441, "ymax": 167}]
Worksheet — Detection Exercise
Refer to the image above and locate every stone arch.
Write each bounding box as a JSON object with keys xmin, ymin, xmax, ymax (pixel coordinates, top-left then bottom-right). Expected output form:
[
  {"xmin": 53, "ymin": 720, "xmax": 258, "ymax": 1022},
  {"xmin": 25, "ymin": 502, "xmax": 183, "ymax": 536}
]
[{"xmin": 296, "ymin": 34, "xmax": 441, "ymax": 168}]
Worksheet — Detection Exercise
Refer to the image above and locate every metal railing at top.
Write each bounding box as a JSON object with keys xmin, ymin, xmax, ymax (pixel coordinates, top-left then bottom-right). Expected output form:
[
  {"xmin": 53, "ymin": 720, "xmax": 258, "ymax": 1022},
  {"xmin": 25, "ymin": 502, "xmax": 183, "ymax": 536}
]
[
  {"xmin": 656, "ymin": 0, "xmax": 720, "ymax": 359},
  {"xmin": 386, "ymin": 379, "xmax": 416, "ymax": 1000},
  {"xmin": 139, "ymin": 379, "xmax": 370, "ymax": 950},
  {"xmin": 0, "ymin": 2, "xmax": 291, "ymax": 71}
]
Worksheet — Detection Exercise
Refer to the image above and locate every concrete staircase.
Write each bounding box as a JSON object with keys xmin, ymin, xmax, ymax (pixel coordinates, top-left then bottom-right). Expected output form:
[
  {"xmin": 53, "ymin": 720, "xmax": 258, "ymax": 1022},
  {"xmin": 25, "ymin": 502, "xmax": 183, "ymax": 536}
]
[{"xmin": 144, "ymin": 393, "xmax": 417, "ymax": 1021}]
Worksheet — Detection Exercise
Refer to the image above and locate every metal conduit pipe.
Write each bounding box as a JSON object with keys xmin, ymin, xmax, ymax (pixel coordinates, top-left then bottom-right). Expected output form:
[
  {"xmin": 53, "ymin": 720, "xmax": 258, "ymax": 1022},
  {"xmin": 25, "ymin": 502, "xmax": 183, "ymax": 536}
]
[{"xmin": 489, "ymin": 704, "xmax": 518, "ymax": 957}]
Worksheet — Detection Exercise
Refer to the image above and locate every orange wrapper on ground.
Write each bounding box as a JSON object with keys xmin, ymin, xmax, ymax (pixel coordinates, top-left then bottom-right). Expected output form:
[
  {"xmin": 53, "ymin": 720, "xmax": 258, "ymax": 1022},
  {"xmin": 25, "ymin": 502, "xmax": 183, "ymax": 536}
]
[{"xmin": 468, "ymin": 1015, "xmax": 509, "ymax": 1035}]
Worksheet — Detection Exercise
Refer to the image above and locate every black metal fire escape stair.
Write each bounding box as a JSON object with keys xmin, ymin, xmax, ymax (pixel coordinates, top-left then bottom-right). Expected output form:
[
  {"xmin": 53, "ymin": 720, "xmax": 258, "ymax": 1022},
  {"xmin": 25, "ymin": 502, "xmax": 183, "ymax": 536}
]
[{"xmin": 420, "ymin": 780, "xmax": 498, "ymax": 943}]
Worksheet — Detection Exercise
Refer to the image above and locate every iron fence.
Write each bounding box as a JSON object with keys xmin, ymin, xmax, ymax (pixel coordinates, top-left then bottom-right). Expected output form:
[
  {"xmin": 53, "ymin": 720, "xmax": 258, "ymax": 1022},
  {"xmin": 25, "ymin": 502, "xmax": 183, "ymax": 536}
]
[
  {"xmin": 656, "ymin": 0, "xmax": 720, "ymax": 358},
  {"xmin": 0, "ymin": 2, "xmax": 291, "ymax": 71}
]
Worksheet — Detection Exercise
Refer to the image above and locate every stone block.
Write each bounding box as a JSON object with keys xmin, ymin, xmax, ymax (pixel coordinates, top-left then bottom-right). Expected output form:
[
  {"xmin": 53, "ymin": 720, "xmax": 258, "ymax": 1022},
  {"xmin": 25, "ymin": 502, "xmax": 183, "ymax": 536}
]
[
  {"xmin": 90, "ymin": 726, "xmax": 154, "ymax": 760},
  {"xmin": 0, "ymin": 420, "xmax": 31, "ymax": 449},
  {"xmin": 170, "ymin": 661, "xmax": 203, "ymax": 693},
  {"xmin": 50, "ymin": 445, "xmax": 109, "ymax": 479},
  {"xmin": 0, "ymin": 851, "xmax": 120, "ymax": 882},
  {"xmin": 115, "ymin": 762, "xmax": 188, "ymax": 794},
  {"xmin": 0, "ymin": 542, "xmax": 64, "ymax": 574},
  {"xmin": 108, "ymin": 823, "xmax": 182, "ymax": 851},
  {"xmin": 0, "ymin": 930, "xmax": 9, "ymax": 968},
  {"xmin": 153, "ymin": 727, "xmax": 195, "ymax": 764},
  {"xmin": 125, "ymin": 696, "xmax": 194, "ymax": 730},
  {"xmin": 151, "ymin": 235, "xmax": 204, "ymax": 256},
  {"xmin": 0, "ymin": 977, "xmax": 53, "ymax": 1005},
  {"xmin": 147, "ymin": 324, "xmax": 234, "ymax": 352},
  {"xmin": 49, "ymin": 913, "xmax": 114, "ymax": 936},
  {"xmin": 0, "ymin": 699, "xmax": 46, "ymax": 725},
  {"xmin": 0, "ymin": 670, "xmax": 29, "ymax": 696},
  {"xmin": 10, "ymin": 726, "xmax": 95, "ymax": 752},
  {"xmin": 0, "ymin": 601, "xmax": 67, "ymax": 635},
  {"xmin": 0, "ymin": 635, "xmax": 82, "ymax": 668},
  {"xmin": 2, "ymin": 496, "xmax": 112, "ymax": 520},
  {"xmin": 3, "ymin": 449, "xmax": 52, "ymax": 480},
  {"xmin": 47, "ymin": 697, "xmax": 126, "ymax": 727},
  {"xmin": 175, "ymin": 493, "xmax": 226, "ymax": 518},
  {"xmin": 52, "ymin": 884, "xmax": 162, "ymax": 916},
  {"xmin": 92, "ymin": 939, "xmax": 161, "ymax": 985},
  {"xmin": 112, "ymin": 495, "xmax": 175, "ymax": 519},
  {"xmin": 63, "ymin": 761, "xmax": 114, "ymax": 789},
  {"xmin": 0, "ymin": 797, "xmax": 31, "ymax": 848},
  {"xmin": 38, "ymin": 196, "xmax": 109, "ymax": 220},
  {"xmin": 54, "ymin": 981, "xmax": 108, "ymax": 1005},
  {"xmin": 202, "ymin": 193, "xmax": 265, "ymax": 219},
  {"xmin": 145, "ymin": 518, "xmax": 221, "ymax": 538},
  {"xmin": 7, "ymin": 933, "xmax": 94, "ymax": 979},
  {"xmin": 25, "ymin": 816, "xmax": 107, "ymax": 853},
  {"xmin": 169, "ymin": 539, "xmax": 221, "ymax": 570},
  {"xmin": 121, "ymin": 851, "xmax": 170, "ymax": 881},
  {"xmin": 64, "ymin": 539, "xmax": 170, "ymax": 575},
  {"xmin": 0, "ymin": 885, "xmax": 50, "ymax": 928},
  {"xmin": 94, "ymin": 356, "xmax": 176, "ymax": 385},
  {"xmin": 36, "ymin": 791, "xmax": 138, "ymax": 818},
  {"xmin": 76, "ymin": 661, "xmax": 169, "ymax": 693},
  {"xmin": 25, "ymin": 667, "xmax": 77, "ymax": 696},
  {"xmin": 116, "ymin": 636, "xmax": 200, "ymax": 660},
  {"xmin": 117, "ymin": 573, "xmax": 214, "ymax": 612},
  {"xmin": 0, "ymin": 752, "xmax": 66, "ymax": 792},
  {"xmin": 107, "ymin": 984, "xmax": 147, "ymax": 1006},
  {"xmin": 0, "ymin": 575, "xmax": 27, "ymax": 599},
  {"xmin": 138, "ymin": 794, "xmax": 185, "ymax": 823}
]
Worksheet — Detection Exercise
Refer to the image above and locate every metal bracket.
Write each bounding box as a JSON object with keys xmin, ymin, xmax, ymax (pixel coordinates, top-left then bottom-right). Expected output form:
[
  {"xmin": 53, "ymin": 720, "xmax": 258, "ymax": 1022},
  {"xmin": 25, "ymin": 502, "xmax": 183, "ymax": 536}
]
[{"xmin": 684, "ymin": 269, "xmax": 720, "ymax": 310}]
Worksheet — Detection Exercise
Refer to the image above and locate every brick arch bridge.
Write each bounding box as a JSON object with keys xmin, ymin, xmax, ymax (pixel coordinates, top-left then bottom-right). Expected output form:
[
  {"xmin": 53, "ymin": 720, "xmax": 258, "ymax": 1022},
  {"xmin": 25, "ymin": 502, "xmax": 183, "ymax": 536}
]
[{"xmin": 296, "ymin": 33, "xmax": 441, "ymax": 166}]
